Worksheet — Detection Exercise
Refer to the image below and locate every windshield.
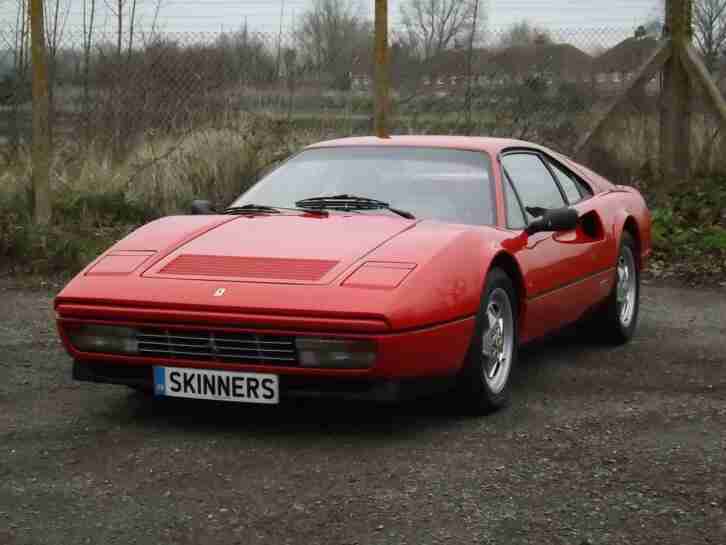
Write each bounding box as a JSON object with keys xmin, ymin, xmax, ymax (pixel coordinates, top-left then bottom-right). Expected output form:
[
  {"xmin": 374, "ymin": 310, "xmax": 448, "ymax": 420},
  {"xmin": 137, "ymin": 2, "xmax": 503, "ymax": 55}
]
[{"xmin": 231, "ymin": 147, "xmax": 495, "ymax": 226}]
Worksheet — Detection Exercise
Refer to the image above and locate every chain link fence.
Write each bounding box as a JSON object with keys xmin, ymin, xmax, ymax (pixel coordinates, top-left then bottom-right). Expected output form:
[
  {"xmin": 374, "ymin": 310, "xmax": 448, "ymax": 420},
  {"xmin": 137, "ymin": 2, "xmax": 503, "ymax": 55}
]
[{"xmin": 1, "ymin": 24, "xmax": 725, "ymax": 179}]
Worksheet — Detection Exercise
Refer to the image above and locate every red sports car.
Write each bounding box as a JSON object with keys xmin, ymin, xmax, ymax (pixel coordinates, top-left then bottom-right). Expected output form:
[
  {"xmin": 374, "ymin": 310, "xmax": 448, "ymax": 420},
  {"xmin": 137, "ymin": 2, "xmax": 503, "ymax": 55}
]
[{"xmin": 55, "ymin": 136, "xmax": 651, "ymax": 413}]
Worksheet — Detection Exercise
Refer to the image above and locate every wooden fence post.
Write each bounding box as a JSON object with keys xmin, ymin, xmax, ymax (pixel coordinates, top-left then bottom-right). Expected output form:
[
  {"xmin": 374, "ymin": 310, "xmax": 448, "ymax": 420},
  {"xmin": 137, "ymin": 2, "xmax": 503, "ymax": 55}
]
[
  {"xmin": 30, "ymin": 0, "xmax": 52, "ymax": 226},
  {"xmin": 660, "ymin": 0, "xmax": 692, "ymax": 190},
  {"xmin": 374, "ymin": 0, "xmax": 390, "ymax": 138}
]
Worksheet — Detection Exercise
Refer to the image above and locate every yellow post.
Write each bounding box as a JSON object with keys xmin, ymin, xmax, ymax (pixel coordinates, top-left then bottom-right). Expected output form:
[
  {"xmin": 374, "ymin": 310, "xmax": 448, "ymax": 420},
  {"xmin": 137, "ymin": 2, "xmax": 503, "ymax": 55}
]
[
  {"xmin": 660, "ymin": 0, "xmax": 692, "ymax": 190},
  {"xmin": 30, "ymin": 0, "xmax": 52, "ymax": 225},
  {"xmin": 374, "ymin": 0, "xmax": 389, "ymax": 138}
]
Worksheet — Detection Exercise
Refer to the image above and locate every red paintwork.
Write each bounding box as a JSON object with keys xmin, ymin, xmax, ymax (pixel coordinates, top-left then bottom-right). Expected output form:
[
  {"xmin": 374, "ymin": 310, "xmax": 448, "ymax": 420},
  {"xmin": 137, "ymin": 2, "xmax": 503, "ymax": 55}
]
[
  {"xmin": 58, "ymin": 316, "xmax": 475, "ymax": 379},
  {"xmin": 55, "ymin": 136, "xmax": 652, "ymax": 383}
]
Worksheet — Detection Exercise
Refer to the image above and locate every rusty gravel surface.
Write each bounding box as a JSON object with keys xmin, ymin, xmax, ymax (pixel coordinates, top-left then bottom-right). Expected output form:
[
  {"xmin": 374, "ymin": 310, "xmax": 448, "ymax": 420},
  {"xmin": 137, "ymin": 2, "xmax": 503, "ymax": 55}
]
[{"xmin": 0, "ymin": 282, "xmax": 725, "ymax": 545}]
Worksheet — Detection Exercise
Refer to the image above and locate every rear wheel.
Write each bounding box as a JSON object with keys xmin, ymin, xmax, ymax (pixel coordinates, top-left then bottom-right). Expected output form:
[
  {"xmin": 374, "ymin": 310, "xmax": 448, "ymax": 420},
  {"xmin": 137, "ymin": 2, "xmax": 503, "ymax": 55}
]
[
  {"xmin": 455, "ymin": 268, "xmax": 518, "ymax": 414},
  {"xmin": 592, "ymin": 232, "xmax": 640, "ymax": 344}
]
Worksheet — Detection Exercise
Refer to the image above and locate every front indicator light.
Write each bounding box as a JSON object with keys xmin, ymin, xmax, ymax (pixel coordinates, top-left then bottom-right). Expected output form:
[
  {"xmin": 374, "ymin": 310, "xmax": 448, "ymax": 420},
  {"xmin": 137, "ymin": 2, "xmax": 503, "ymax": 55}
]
[
  {"xmin": 295, "ymin": 338, "xmax": 377, "ymax": 369},
  {"xmin": 68, "ymin": 325, "xmax": 139, "ymax": 355}
]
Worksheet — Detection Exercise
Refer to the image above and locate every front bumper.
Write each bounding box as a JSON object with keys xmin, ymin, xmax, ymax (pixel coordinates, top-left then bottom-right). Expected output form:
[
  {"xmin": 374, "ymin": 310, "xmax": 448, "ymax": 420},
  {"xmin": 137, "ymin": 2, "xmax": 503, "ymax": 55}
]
[{"xmin": 58, "ymin": 313, "xmax": 475, "ymax": 389}]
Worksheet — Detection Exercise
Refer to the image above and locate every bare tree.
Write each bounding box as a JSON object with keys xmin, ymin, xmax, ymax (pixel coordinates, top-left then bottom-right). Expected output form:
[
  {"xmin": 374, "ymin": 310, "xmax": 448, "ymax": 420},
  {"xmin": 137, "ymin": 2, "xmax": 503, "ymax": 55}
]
[
  {"xmin": 0, "ymin": 1, "xmax": 31, "ymax": 154},
  {"xmin": 654, "ymin": 0, "xmax": 725, "ymax": 73},
  {"xmin": 138, "ymin": 0, "xmax": 166, "ymax": 48},
  {"xmin": 43, "ymin": 0, "xmax": 71, "ymax": 142},
  {"xmin": 106, "ymin": 0, "xmax": 122, "ymax": 56},
  {"xmin": 44, "ymin": 0, "xmax": 71, "ymax": 60},
  {"xmin": 399, "ymin": 0, "xmax": 484, "ymax": 61},
  {"xmin": 282, "ymin": 47, "xmax": 298, "ymax": 120},
  {"xmin": 12, "ymin": 0, "xmax": 30, "ymax": 83},
  {"xmin": 2, "ymin": 0, "xmax": 31, "ymax": 154},
  {"xmin": 498, "ymin": 20, "xmax": 552, "ymax": 48},
  {"xmin": 295, "ymin": 0, "xmax": 372, "ymax": 90},
  {"xmin": 101, "ymin": 0, "xmax": 139, "ymax": 157},
  {"xmin": 464, "ymin": 0, "xmax": 481, "ymax": 133},
  {"xmin": 82, "ymin": 0, "xmax": 96, "ymax": 140},
  {"xmin": 693, "ymin": 0, "xmax": 726, "ymax": 73},
  {"xmin": 105, "ymin": 0, "xmax": 137, "ymax": 57},
  {"xmin": 149, "ymin": 0, "xmax": 164, "ymax": 36},
  {"xmin": 127, "ymin": 0, "xmax": 137, "ymax": 57}
]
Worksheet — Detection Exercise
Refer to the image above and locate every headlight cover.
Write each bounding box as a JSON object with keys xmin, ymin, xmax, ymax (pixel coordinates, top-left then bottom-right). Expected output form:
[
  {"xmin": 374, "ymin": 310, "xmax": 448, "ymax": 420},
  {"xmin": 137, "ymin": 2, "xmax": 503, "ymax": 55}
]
[
  {"xmin": 342, "ymin": 262, "xmax": 416, "ymax": 290},
  {"xmin": 295, "ymin": 338, "xmax": 377, "ymax": 369},
  {"xmin": 86, "ymin": 252, "xmax": 155, "ymax": 276},
  {"xmin": 68, "ymin": 325, "xmax": 139, "ymax": 355}
]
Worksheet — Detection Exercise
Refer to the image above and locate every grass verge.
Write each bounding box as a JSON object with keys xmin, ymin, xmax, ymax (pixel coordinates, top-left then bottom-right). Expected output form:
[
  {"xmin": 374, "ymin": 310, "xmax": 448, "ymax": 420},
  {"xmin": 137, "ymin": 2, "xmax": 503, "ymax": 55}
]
[
  {"xmin": 1, "ymin": 117, "xmax": 724, "ymax": 287},
  {"xmin": 644, "ymin": 174, "xmax": 726, "ymax": 287},
  {"xmin": 0, "ymin": 115, "xmax": 314, "ymax": 277}
]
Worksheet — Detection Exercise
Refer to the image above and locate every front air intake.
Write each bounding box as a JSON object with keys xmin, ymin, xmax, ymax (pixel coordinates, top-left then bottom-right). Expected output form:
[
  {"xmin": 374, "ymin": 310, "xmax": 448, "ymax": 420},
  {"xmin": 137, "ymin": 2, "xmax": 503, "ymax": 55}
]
[{"xmin": 137, "ymin": 328, "xmax": 298, "ymax": 365}]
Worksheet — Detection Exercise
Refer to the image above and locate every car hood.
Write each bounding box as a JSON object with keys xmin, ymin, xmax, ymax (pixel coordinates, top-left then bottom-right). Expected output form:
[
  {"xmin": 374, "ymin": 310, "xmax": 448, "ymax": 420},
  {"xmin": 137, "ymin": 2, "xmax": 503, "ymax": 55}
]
[
  {"xmin": 56, "ymin": 214, "xmax": 505, "ymax": 331},
  {"xmin": 137, "ymin": 213, "xmax": 418, "ymax": 285}
]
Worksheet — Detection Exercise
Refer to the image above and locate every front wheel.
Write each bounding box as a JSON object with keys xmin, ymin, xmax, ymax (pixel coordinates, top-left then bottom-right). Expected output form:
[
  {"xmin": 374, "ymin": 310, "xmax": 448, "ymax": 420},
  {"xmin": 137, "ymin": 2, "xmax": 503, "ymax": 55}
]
[
  {"xmin": 455, "ymin": 268, "xmax": 519, "ymax": 414},
  {"xmin": 592, "ymin": 231, "xmax": 640, "ymax": 344}
]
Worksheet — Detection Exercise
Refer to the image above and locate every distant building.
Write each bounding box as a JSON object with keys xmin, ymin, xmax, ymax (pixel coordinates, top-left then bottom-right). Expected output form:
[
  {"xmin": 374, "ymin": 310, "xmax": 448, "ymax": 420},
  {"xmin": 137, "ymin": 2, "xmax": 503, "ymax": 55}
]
[
  {"xmin": 591, "ymin": 35, "xmax": 660, "ymax": 94},
  {"xmin": 348, "ymin": 34, "xmax": 679, "ymax": 98},
  {"xmin": 485, "ymin": 43, "xmax": 593, "ymax": 84}
]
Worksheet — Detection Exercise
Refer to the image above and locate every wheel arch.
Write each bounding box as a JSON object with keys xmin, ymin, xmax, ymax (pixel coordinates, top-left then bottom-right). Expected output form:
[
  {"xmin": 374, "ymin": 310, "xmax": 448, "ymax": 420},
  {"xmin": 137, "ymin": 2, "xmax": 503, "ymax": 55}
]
[
  {"xmin": 622, "ymin": 216, "xmax": 642, "ymax": 269},
  {"xmin": 489, "ymin": 251, "xmax": 526, "ymax": 329}
]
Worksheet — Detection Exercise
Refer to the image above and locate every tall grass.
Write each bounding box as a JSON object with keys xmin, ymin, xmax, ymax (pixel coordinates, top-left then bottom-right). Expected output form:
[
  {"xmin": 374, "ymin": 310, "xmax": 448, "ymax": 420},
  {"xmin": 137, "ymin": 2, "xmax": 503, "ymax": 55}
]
[
  {"xmin": 584, "ymin": 109, "xmax": 725, "ymax": 188},
  {"xmin": 0, "ymin": 108, "xmax": 723, "ymax": 277},
  {"xmin": 0, "ymin": 114, "xmax": 320, "ymax": 274}
]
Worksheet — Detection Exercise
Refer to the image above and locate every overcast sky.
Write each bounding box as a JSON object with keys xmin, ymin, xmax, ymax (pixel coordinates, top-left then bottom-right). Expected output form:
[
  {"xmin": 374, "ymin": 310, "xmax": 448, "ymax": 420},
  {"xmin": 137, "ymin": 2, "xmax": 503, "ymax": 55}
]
[{"xmin": 0, "ymin": 0, "xmax": 662, "ymax": 37}]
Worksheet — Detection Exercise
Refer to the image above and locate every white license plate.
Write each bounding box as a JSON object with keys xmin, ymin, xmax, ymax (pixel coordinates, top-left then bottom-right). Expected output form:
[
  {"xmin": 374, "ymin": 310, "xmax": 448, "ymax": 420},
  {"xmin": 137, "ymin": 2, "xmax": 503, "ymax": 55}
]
[{"xmin": 154, "ymin": 367, "xmax": 279, "ymax": 404}]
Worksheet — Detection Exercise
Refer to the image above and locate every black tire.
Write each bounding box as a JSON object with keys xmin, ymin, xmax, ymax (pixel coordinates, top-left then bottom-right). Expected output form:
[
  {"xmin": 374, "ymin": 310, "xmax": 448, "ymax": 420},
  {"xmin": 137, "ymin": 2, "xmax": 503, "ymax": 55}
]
[
  {"xmin": 592, "ymin": 231, "xmax": 640, "ymax": 344},
  {"xmin": 455, "ymin": 268, "xmax": 519, "ymax": 414}
]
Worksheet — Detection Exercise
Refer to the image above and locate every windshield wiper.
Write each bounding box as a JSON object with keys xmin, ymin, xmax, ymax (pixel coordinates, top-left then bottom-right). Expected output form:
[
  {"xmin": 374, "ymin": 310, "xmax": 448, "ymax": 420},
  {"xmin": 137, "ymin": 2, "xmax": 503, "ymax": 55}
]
[
  {"xmin": 225, "ymin": 204, "xmax": 281, "ymax": 215},
  {"xmin": 295, "ymin": 194, "xmax": 415, "ymax": 220},
  {"xmin": 225, "ymin": 204, "xmax": 328, "ymax": 217}
]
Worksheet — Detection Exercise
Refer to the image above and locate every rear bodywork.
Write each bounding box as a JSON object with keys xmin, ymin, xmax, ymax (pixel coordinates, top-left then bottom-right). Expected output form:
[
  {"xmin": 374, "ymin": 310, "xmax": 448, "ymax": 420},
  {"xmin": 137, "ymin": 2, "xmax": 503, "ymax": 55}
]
[{"xmin": 55, "ymin": 136, "xmax": 651, "ymax": 400}]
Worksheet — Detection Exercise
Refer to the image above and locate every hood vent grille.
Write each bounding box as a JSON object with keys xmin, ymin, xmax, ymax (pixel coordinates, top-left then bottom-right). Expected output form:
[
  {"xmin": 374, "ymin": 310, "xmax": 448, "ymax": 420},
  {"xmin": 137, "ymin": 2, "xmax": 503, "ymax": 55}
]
[{"xmin": 160, "ymin": 255, "xmax": 339, "ymax": 281}]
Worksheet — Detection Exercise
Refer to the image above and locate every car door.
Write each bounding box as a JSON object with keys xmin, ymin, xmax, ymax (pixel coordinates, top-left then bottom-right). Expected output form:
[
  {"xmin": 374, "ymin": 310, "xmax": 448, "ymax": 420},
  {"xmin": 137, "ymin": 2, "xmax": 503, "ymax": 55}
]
[
  {"xmin": 500, "ymin": 151, "xmax": 613, "ymax": 342},
  {"xmin": 540, "ymin": 153, "xmax": 617, "ymax": 282}
]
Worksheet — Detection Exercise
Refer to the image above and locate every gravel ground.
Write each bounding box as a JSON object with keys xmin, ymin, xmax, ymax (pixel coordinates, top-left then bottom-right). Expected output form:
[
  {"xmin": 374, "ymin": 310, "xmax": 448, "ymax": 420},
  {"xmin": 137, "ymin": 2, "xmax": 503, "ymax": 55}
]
[{"xmin": 0, "ymin": 281, "xmax": 725, "ymax": 545}]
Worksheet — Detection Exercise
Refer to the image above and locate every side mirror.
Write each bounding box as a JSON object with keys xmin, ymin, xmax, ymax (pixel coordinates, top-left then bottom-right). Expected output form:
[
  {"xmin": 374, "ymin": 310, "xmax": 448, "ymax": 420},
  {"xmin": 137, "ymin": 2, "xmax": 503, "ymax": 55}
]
[
  {"xmin": 525, "ymin": 207, "xmax": 578, "ymax": 235},
  {"xmin": 190, "ymin": 200, "xmax": 214, "ymax": 215}
]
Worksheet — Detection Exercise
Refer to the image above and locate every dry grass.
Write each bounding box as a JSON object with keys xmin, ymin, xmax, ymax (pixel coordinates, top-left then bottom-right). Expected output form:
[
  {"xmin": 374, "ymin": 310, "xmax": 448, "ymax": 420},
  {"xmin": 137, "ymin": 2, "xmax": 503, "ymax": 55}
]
[
  {"xmin": 2, "ymin": 114, "xmax": 320, "ymax": 217},
  {"xmin": 586, "ymin": 110, "xmax": 725, "ymax": 186},
  {"xmin": 0, "ymin": 114, "xmax": 322, "ymax": 274},
  {"xmin": 0, "ymin": 107, "xmax": 723, "ymax": 276}
]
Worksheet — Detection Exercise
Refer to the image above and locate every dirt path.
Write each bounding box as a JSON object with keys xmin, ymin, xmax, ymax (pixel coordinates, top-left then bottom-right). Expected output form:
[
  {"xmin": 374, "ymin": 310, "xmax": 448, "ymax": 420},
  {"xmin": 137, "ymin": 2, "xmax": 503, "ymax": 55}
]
[{"xmin": 0, "ymin": 282, "xmax": 724, "ymax": 545}]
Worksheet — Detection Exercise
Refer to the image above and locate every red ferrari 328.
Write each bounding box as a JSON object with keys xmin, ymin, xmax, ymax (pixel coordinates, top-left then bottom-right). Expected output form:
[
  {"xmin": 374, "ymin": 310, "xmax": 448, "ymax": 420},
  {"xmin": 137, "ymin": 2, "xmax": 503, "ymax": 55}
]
[{"xmin": 55, "ymin": 136, "xmax": 651, "ymax": 413}]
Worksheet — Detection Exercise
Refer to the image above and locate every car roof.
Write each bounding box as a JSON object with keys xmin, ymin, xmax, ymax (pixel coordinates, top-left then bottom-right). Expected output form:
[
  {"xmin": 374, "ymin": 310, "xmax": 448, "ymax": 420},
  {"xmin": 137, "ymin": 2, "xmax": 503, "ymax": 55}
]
[
  {"xmin": 305, "ymin": 135, "xmax": 614, "ymax": 193},
  {"xmin": 306, "ymin": 135, "xmax": 541, "ymax": 155}
]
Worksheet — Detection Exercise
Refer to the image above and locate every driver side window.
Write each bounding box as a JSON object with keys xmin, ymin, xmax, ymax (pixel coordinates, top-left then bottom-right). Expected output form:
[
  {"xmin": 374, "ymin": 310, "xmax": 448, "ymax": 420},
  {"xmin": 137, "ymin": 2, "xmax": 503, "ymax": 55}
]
[
  {"xmin": 502, "ymin": 153, "xmax": 565, "ymax": 222},
  {"xmin": 503, "ymin": 176, "xmax": 527, "ymax": 230}
]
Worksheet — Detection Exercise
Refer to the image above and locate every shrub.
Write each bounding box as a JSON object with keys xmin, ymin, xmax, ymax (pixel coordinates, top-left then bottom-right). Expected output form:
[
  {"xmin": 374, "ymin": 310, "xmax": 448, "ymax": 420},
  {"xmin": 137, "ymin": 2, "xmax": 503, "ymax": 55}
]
[{"xmin": 649, "ymin": 175, "xmax": 726, "ymax": 283}]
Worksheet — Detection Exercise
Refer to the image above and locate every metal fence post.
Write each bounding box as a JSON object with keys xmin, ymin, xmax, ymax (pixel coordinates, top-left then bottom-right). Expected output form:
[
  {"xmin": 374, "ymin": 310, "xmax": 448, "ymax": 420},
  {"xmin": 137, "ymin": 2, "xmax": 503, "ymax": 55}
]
[
  {"xmin": 30, "ymin": 0, "xmax": 52, "ymax": 225},
  {"xmin": 374, "ymin": 0, "xmax": 389, "ymax": 138},
  {"xmin": 660, "ymin": 0, "xmax": 692, "ymax": 190}
]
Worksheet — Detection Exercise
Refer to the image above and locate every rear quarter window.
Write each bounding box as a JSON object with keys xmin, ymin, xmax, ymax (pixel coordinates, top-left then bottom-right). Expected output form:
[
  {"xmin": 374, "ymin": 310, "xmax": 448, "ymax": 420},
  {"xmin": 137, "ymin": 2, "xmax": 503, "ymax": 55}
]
[
  {"xmin": 552, "ymin": 156, "xmax": 599, "ymax": 195},
  {"xmin": 546, "ymin": 159, "xmax": 592, "ymax": 204}
]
